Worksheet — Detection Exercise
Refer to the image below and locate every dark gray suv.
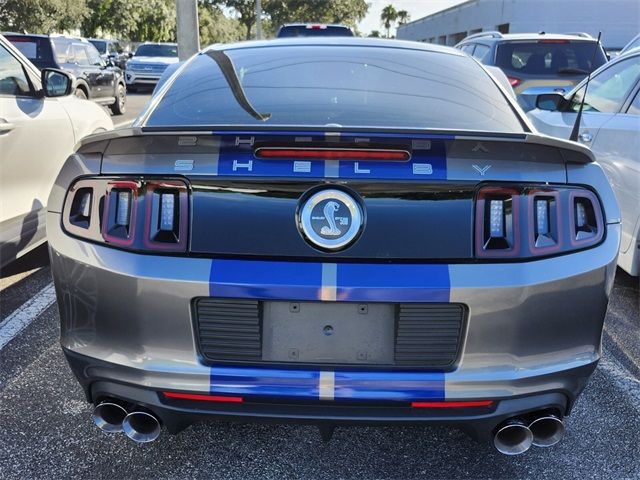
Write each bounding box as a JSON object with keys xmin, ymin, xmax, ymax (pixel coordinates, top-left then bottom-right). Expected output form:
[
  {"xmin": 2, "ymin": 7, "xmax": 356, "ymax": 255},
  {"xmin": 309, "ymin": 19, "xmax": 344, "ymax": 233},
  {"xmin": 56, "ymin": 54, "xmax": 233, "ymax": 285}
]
[{"xmin": 455, "ymin": 32, "xmax": 607, "ymax": 111}]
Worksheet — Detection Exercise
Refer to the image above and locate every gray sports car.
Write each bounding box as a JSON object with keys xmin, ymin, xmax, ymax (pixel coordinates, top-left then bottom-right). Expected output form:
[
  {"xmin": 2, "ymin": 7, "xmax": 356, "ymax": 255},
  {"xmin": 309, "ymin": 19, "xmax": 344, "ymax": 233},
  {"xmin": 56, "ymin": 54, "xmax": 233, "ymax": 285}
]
[{"xmin": 48, "ymin": 38, "xmax": 620, "ymax": 455}]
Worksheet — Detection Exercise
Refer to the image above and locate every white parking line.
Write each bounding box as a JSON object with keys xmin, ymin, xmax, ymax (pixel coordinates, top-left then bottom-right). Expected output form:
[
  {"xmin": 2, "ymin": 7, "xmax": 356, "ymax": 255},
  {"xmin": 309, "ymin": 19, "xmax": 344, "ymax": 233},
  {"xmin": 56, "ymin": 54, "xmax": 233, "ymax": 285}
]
[{"xmin": 0, "ymin": 282, "xmax": 56, "ymax": 350}]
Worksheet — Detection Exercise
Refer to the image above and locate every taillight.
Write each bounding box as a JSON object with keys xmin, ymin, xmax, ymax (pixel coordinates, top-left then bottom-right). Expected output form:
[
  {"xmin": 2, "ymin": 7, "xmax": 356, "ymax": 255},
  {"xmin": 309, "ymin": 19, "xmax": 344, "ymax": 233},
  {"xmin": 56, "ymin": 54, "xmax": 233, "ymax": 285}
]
[
  {"xmin": 62, "ymin": 177, "xmax": 189, "ymax": 253},
  {"xmin": 475, "ymin": 184, "xmax": 604, "ymax": 259},
  {"xmin": 255, "ymin": 148, "xmax": 410, "ymax": 161},
  {"xmin": 506, "ymin": 75, "xmax": 521, "ymax": 87}
]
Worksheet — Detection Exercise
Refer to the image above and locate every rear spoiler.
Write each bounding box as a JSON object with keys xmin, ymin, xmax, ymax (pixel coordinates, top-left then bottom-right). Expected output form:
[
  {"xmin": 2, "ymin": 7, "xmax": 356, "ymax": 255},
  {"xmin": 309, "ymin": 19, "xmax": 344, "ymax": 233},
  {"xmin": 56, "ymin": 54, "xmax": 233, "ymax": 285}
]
[{"xmin": 76, "ymin": 127, "xmax": 595, "ymax": 164}]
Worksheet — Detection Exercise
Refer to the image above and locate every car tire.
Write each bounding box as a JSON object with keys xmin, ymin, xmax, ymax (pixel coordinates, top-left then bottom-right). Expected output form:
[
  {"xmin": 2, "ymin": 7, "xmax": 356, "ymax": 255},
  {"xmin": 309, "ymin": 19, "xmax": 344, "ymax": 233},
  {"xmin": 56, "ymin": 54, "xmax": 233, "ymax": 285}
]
[
  {"xmin": 110, "ymin": 83, "xmax": 127, "ymax": 115},
  {"xmin": 74, "ymin": 87, "xmax": 87, "ymax": 100}
]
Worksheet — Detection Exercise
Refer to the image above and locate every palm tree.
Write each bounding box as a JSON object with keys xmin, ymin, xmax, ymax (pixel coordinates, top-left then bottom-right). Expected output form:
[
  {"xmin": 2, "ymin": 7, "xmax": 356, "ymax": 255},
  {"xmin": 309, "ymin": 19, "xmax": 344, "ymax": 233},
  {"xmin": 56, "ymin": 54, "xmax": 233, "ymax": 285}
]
[
  {"xmin": 380, "ymin": 4, "xmax": 397, "ymax": 38},
  {"xmin": 397, "ymin": 10, "xmax": 410, "ymax": 25}
]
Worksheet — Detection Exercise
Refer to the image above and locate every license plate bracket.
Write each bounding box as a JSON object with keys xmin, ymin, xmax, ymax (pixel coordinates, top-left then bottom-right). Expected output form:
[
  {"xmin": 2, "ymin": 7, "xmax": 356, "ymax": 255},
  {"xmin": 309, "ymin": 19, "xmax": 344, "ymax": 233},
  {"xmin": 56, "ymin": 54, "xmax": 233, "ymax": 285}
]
[{"xmin": 262, "ymin": 301, "xmax": 395, "ymax": 364}]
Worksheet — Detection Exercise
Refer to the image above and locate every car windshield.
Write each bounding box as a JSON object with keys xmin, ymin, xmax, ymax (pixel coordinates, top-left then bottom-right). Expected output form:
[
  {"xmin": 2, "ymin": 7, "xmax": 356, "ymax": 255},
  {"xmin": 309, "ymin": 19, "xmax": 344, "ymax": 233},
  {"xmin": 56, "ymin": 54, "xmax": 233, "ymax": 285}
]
[
  {"xmin": 135, "ymin": 44, "xmax": 177, "ymax": 57},
  {"xmin": 146, "ymin": 45, "xmax": 523, "ymax": 132},
  {"xmin": 5, "ymin": 35, "xmax": 53, "ymax": 67},
  {"xmin": 496, "ymin": 41, "xmax": 607, "ymax": 75},
  {"xmin": 278, "ymin": 26, "xmax": 354, "ymax": 37},
  {"xmin": 89, "ymin": 40, "xmax": 106, "ymax": 54}
]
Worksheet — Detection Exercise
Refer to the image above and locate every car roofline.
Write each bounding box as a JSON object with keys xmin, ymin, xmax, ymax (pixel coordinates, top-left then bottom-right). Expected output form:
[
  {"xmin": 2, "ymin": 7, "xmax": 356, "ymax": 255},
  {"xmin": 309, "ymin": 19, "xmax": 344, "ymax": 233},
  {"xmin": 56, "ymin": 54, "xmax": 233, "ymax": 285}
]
[{"xmin": 200, "ymin": 37, "xmax": 465, "ymax": 57}]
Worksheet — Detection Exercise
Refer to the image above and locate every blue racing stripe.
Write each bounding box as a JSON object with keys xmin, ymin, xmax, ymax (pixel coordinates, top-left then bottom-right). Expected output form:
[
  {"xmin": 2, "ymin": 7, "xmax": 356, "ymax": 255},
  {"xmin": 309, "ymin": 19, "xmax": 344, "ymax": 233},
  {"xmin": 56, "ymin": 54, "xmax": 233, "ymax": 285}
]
[
  {"xmin": 210, "ymin": 366, "xmax": 319, "ymax": 398},
  {"xmin": 209, "ymin": 259, "xmax": 322, "ymax": 300},
  {"xmin": 214, "ymin": 133, "xmax": 451, "ymax": 180},
  {"xmin": 334, "ymin": 371, "xmax": 445, "ymax": 401},
  {"xmin": 336, "ymin": 263, "xmax": 450, "ymax": 303},
  {"xmin": 208, "ymin": 366, "xmax": 445, "ymax": 401},
  {"xmin": 209, "ymin": 260, "xmax": 450, "ymax": 303}
]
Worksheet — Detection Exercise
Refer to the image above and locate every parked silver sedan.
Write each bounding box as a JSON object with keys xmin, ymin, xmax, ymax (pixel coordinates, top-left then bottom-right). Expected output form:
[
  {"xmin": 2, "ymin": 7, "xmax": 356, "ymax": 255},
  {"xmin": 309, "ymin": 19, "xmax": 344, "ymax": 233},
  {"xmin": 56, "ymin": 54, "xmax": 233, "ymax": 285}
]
[{"xmin": 528, "ymin": 50, "xmax": 640, "ymax": 276}]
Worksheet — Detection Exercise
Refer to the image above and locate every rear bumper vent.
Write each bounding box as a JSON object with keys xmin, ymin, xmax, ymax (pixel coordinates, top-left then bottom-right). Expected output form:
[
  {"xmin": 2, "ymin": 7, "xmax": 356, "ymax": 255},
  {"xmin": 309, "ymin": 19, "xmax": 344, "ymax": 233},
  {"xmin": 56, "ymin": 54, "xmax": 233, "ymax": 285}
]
[
  {"xmin": 395, "ymin": 304, "xmax": 465, "ymax": 367},
  {"xmin": 195, "ymin": 298, "xmax": 261, "ymax": 361},
  {"xmin": 194, "ymin": 299, "xmax": 465, "ymax": 368}
]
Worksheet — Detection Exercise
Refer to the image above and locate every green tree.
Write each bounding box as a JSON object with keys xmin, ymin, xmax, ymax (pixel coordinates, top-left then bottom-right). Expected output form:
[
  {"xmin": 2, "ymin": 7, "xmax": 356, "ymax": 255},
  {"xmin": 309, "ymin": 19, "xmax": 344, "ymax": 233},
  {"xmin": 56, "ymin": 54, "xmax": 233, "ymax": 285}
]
[
  {"xmin": 81, "ymin": 0, "xmax": 115, "ymax": 37},
  {"xmin": 267, "ymin": 0, "xmax": 368, "ymax": 34},
  {"xmin": 397, "ymin": 9, "xmax": 410, "ymax": 25},
  {"xmin": 0, "ymin": 0, "xmax": 88, "ymax": 34},
  {"xmin": 368, "ymin": 30, "xmax": 380, "ymax": 38},
  {"xmin": 198, "ymin": 2, "xmax": 244, "ymax": 45},
  {"xmin": 380, "ymin": 4, "xmax": 397, "ymax": 38},
  {"xmin": 222, "ymin": 0, "xmax": 259, "ymax": 40}
]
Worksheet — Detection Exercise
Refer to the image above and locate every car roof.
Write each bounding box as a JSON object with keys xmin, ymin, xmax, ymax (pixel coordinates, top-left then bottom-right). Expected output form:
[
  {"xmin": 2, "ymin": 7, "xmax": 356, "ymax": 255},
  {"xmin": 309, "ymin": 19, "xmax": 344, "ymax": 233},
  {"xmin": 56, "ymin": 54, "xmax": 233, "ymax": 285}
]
[
  {"xmin": 280, "ymin": 23, "xmax": 351, "ymax": 28},
  {"xmin": 2, "ymin": 32, "xmax": 50, "ymax": 39},
  {"xmin": 204, "ymin": 37, "xmax": 464, "ymax": 57},
  {"xmin": 460, "ymin": 32, "xmax": 598, "ymax": 44},
  {"xmin": 138, "ymin": 42, "xmax": 178, "ymax": 46}
]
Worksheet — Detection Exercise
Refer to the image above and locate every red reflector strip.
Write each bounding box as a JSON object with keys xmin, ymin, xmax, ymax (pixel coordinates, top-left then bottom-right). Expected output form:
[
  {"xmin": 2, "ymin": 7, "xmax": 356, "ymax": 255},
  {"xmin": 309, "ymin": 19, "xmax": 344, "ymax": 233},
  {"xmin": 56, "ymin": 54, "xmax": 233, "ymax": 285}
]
[
  {"xmin": 163, "ymin": 392, "xmax": 243, "ymax": 403},
  {"xmin": 411, "ymin": 400, "xmax": 494, "ymax": 408},
  {"xmin": 255, "ymin": 148, "xmax": 410, "ymax": 161}
]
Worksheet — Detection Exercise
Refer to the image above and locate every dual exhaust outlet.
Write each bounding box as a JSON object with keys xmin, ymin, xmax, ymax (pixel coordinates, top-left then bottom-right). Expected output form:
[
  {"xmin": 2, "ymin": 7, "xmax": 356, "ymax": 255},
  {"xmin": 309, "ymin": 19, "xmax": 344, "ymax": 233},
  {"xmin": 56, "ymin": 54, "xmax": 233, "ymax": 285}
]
[
  {"xmin": 493, "ymin": 413, "xmax": 565, "ymax": 455},
  {"xmin": 93, "ymin": 400, "xmax": 161, "ymax": 443},
  {"xmin": 93, "ymin": 399, "xmax": 564, "ymax": 452}
]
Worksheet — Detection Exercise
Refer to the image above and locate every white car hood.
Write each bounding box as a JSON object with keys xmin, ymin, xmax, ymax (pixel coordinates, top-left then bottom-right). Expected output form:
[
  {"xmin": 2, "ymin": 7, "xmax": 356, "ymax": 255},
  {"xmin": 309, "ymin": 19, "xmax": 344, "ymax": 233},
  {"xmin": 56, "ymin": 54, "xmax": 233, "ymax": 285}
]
[{"xmin": 130, "ymin": 56, "xmax": 180, "ymax": 65}]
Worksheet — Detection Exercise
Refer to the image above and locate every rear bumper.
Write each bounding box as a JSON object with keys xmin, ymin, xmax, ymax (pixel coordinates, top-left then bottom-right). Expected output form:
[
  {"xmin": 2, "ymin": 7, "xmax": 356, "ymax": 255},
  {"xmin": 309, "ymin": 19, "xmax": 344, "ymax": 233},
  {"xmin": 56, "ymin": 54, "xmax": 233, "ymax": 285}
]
[
  {"xmin": 125, "ymin": 71, "xmax": 161, "ymax": 85},
  {"xmin": 48, "ymin": 210, "xmax": 619, "ymax": 435},
  {"xmin": 66, "ymin": 348, "xmax": 579, "ymax": 441}
]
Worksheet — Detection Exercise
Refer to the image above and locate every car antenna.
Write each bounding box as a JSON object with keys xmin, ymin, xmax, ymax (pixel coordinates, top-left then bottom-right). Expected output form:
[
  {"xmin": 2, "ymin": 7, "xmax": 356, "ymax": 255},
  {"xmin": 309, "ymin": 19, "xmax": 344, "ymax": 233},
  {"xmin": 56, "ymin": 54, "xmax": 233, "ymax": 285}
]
[{"xmin": 569, "ymin": 31, "xmax": 602, "ymax": 142}]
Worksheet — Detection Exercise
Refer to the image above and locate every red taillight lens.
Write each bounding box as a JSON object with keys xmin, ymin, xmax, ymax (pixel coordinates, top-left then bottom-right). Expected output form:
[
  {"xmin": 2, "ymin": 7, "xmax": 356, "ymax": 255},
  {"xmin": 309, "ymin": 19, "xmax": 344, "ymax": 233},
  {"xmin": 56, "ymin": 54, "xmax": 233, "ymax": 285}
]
[
  {"xmin": 506, "ymin": 75, "xmax": 521, "ymax": 87},
  {"xmin": 162, "ymin": 392, "xmax": 243, "ymax": 403},
  {"xmin": 255, "ymin": 148, "xmax": 410, "ymax": 161},
  {"xmin": 101, "ymin": 180, "xmax": 140, "ymax": 246},
  {"xmin": 62, "ymin": 177, "xmax": 190, "ymax": 253},
  {"xmin": 475, "ymin": 184, "xmax": 604, "ymax": 259},
  {"xmin": 411, "ymin": 400, "xmax": 494, "ymax": 408}
]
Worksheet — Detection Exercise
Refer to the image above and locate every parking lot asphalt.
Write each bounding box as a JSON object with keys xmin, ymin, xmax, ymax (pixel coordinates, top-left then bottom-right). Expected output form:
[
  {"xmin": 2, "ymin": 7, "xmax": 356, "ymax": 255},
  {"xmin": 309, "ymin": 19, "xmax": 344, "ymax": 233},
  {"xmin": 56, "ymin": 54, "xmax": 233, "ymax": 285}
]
[
  {"xmin": 0, "ymin": 245, "xmax": 638, "ymax": 480},
  {"xmin": 111, "ymin": 91, "xmax": 153, "ymax": 128}
]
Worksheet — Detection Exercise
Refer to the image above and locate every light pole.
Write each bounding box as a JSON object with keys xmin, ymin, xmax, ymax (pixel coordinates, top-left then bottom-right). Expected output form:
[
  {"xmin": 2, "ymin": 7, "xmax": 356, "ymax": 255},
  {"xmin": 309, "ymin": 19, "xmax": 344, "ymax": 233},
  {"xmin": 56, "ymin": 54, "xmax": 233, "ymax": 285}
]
[
  {"xmin": 255, "ymin": 0, "xmax": 262, "ymax": 40},
  {"xmin": 176, "ymin": 0, "xmax": 200, "ymax": 60}
]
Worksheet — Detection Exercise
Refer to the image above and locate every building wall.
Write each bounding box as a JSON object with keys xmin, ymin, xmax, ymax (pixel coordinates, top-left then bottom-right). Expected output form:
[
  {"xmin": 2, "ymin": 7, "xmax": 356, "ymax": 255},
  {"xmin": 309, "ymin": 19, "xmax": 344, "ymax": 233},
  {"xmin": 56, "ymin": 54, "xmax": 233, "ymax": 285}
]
[{"xmin": 397, "ymin": 0, "xmax": 639, "ymax": 49}]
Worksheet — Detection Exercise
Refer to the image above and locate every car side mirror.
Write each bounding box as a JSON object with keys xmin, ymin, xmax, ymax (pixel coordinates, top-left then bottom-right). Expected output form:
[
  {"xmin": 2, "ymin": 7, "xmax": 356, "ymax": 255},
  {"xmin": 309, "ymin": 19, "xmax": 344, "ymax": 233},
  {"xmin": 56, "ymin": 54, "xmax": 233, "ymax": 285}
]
[
  {"xmin": 535, "ymin": 93, "xmax": 565, "ymax": 111},
  {"xmin": 128, "ymin": 52, "xmax": 134, "ymax": 59},
  {"xmin": 41, "ymin": 68, "xmax": 73, "ymax": 97}
]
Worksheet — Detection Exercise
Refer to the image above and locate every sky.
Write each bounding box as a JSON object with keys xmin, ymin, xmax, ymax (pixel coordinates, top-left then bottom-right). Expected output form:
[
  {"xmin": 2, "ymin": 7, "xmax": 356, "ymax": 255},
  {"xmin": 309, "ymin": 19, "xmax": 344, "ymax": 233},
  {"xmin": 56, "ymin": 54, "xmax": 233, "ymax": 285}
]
[{"xmin": 358, "ymin": 0, "xmax": 467, "ymax": 36}]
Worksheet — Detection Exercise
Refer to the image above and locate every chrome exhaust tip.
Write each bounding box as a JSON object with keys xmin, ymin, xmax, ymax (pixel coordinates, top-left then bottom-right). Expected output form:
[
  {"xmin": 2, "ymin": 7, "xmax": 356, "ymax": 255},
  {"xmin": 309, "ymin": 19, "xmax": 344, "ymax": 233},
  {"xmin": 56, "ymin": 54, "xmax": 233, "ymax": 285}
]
[
  {"xmin": 493, "ymin": 419, "xmax": 534, "ymax": 455},
  {"xmin": 122, "ymin": 411, "xmax": 161, "ymax": 443},
  {"xmin": 529, "ymin": 414, "xmax": 565, "ymax": 447},
  {"xmin": 92, "ymin": 401, "xmax": 128, "ymax": 433}
]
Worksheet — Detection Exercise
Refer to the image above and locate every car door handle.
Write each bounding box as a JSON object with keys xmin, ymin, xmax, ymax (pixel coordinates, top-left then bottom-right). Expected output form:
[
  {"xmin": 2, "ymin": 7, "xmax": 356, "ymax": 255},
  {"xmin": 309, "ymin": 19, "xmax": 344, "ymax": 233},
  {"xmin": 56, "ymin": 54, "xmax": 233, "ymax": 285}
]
[
  {"xmin": 579, "ymin": 132, "xmax": 593, "ymax": 143},
  {"xmin": 0, "ymin": 119, "xmax": 15, "ymax": 133}
]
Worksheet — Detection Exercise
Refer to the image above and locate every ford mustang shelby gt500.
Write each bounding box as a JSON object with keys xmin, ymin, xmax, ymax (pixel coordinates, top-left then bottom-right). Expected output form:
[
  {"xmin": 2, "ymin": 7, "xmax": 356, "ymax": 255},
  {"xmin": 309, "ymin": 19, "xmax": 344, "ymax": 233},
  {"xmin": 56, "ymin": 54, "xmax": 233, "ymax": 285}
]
[{"xmin": 48, "ymin": 38, "xmax": 620, "ymax": 455}]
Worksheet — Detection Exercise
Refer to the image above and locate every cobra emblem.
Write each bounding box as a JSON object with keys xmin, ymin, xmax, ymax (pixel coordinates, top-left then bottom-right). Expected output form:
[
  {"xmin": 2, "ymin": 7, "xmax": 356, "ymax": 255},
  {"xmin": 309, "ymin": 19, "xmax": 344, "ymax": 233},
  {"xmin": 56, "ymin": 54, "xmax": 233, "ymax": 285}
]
[{"xmin": 320, "ymin": 201, "xmax": 342, "ymax": 236}]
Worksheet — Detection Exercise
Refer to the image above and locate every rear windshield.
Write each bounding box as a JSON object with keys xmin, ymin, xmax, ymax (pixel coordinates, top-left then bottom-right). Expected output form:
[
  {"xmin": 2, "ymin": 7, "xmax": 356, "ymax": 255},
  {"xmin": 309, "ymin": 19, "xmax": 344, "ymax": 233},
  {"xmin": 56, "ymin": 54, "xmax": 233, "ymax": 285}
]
[
  {"xmin": 146, "ymin": 45, "xmax": 523, "ymax": 132},
  {"xmin": 496, "ymin": 41, "xmax": 607, "ymax": 75},
  {"xmin": 278, "ymin": 26, "xmax": 354, "ymax": 38},
  {"xmin": 135, "ymin": 44, "xmax": 177, "ymax": 57},
  {"xmin": 89, "ymin": 40, "xmax": 106, "ymax": 54},
  {"xmin": 5, "ymin": 36, "xmax": 53, "ymax": 66}
]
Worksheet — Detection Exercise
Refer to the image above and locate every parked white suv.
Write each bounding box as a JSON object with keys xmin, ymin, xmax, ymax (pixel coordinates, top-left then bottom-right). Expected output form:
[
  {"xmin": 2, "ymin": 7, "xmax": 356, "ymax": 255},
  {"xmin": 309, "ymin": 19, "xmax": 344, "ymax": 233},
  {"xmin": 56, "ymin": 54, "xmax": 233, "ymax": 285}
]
[
  {"xmin": 0, "ymin": 34, "xmax": 113, "ymax": 268},
  {"xmin": 124, "ymin": 42, "xmax": 178, "ymax": 92}
]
